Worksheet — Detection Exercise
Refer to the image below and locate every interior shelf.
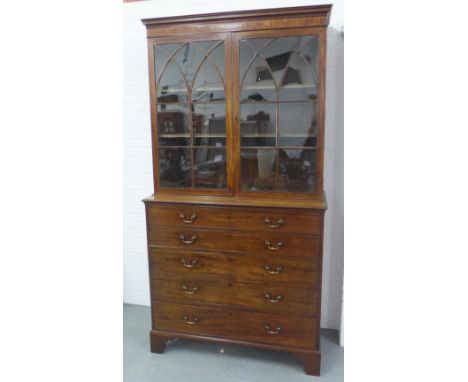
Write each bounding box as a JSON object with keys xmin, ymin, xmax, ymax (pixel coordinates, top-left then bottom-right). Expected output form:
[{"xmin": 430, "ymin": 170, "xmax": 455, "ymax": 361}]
[
  {"xmin": 159, "ymin": 134, "xmax": 226, "ymax": 138},
  {"xmin": 159, "ymin": 134, "xmax": 189, "ymax": 138},
  {"xmin": 243, "ymin": 83, "xmax": 316, "ymax": 90},
  {"xmin": 160, "ymin": 133, "xmax": 315, "ymax": 138},
  {"xmin": 240, "ymin": 133, "xmax": 317, "ymax": 138},
  {"xmin": 241, "ymin": 99, "xmax": 317, "ymax": 104},
  {"xmin": 158, "ymin": 100, "xmax": 226, "ymax": 105},
  {"xmin": 159, "ymin": 86, "xmax": 224, "ymax": 93},
  {"xmin": 159, "ymin": 83, "xmax": 316, "ymax": 94},
  {"xmin": 195, "ymin": 134, "xmax": 225, "ymax": 138},
  {"xmin": 240, "ymin": 146, "xmax": 318, "ymax": 150}
]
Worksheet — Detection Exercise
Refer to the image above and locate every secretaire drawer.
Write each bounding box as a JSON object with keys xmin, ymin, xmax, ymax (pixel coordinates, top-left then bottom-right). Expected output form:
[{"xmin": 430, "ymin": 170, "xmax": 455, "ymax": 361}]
[
  {"xmin": 146, "ymin": 204, "xmax": 321, "ymax": 234},
  {"xmin": 152, "ymin": 276, "xmax": 319, "ymax": 316},
  {"xmin": 150, "ymin": 248, "xmax": 319, "ymax": 284},
  {"xmin": 148, "ymin": 226, "xmax": 320, "ymax": 257},
  {"xmin": 153, "ymin": 302, "xmax": 318, "ymax": 349}
]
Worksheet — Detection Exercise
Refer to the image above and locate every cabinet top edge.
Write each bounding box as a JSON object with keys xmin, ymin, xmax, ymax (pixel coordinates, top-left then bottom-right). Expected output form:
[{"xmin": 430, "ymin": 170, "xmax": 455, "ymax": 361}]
[
  {"xmin": 141, "ymin": 4, "xmax": 332, "ymax": 27},
  {"xmin": 142, "ymin": 193, "xmax": 327, "ymax": 210}
]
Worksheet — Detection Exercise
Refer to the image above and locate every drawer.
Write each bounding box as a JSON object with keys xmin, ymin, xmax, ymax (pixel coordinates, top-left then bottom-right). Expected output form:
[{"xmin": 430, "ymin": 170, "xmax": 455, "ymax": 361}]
[
  {"xmin": 147, "ymin": 205, "xmax": 321, "ymax": 234},
  {"xmin": 152, "ymin": 276, "xmax": 319, "ymax": 316},
  {"xmin": 148, "ymin": 226, "xmax": 319, "ymax": 257},
  {"xmin": 150, "ymin": 248, "xmax": 319, "ymax": 285},
  {"xmin": 152, "ymin": 301, "xmax": 318, "ymax": 349}
]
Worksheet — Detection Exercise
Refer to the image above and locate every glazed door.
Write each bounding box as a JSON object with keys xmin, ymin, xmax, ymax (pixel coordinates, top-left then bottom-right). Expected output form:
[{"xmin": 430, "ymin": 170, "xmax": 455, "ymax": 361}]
[
  {"xmin": 150, "ymin": 34, "xmax": 233, "ymax": 194},
  {"xmin": 232, "ymin": 28, "xmax": 325, "ymax": 198}
]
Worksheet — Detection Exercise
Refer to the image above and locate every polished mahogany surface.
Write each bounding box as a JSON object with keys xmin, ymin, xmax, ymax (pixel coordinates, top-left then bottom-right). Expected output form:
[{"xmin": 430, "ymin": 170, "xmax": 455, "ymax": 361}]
[{"xmin": 142, "ymin": 4, "xmax": 331, "ymax": 376}]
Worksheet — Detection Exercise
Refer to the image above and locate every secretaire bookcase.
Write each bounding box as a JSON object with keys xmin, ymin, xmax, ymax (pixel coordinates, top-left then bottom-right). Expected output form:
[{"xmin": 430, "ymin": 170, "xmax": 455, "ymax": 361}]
[{"xmin": 141, "ymin": 4, "xmax": 332, "ymax": 376}]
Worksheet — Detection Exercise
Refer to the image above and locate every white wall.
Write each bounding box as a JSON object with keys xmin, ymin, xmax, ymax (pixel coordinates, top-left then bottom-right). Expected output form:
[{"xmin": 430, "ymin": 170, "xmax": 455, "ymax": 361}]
[{"xmin": 123, "ymin": 0, "xmax": 344, "ymax": 330}]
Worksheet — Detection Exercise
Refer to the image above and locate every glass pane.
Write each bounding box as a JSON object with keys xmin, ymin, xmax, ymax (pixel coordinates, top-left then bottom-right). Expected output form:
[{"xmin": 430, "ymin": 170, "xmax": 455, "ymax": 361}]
[
  {"xmin": 173, "ymin": 42, "xmax": 206, "ymax": 87},
  {"xmin": 192, "ymin": 42, "xmax": 225, "ymax": 102},
  {"xmin": 154, "ymin": 43, "xmax": 181, "ymax": 83},
  {"xmin": 299, "ymin": 36, "xmax": 319, "ymax": 85},
  {"xmin": 279, "ymin": 102, "xmax": 317, "ymax": 147},
  {"xmin": 192, "ymin": 103, "xmax": 226, "ymax": 147},
  {"xmin": 278, "ymin": 149, "xmax": 316, "ymax": 192},
  {"xmin": 239, "ymin": 36, "xmax": 319, "ymax": 102},
  {"xmin": 279, "ymin": 36, "xmax": 319, "ymax": 101},
  {"xmin": 156, "ymin": 43, "xmax": 189, "ymax": 103},
  {"xmin": 240, "ymin": 55, "xmax": 277, "ymax": 102},
  {"xmin": 155, "ymin": 39, "xmax": 227, "ymax": 190},
  {"xmin": 240, "ymin": 38, "xmax": 277, "ymax": 102},
  {"xmin": 239, "ymin": 40, "xmax": 255, "ymax": 81},
  {"xmin": 194, "ymin": 148, "xmax": 226, "ymax": 188},
  {"xmin": 157, "ymin": 104, "xmax": 190, "ymax": 146},
  {"xmin": 159, "ymin": 148, "xmax": 192, "ymax": 187},
  {"xmin": 240, "ymin": 149, "xmax": 278, "ymax": 191},
  {"xmin": 240, "ymin": 103, "xmax": 276, "ymax": 147},
  {"xmin": 261, "ymin": 37, "xmax": 292, "ymax": 86},
  {"xmin": 239, "ymin": 34, "xmax": 319, "ymax": 193}
]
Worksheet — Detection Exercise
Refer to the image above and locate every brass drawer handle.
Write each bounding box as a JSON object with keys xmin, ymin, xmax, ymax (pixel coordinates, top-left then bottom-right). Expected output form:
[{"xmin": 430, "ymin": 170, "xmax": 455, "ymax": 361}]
[
  {"xmin": 264, "ymin": 265, "xmax": 283, "ymax": 274},
  {"xmin": 182, "ymin": 284, "xmax": 199, "ymax": 295},
  {"xmin": 180, "ymin": 257, "xmax": 198, "ymax": 268},
  {"xmin": 264, "ymin": 217, "xmax": 285, "ymax": 228},
  {"xmin": 180, "ymin": 234, "xmax": 197, "ymax": 244},
  {"xmin": 264, "ymin": 293, "xmax": 283, "ymax": 303},
  {"xmin": 265, "ymin": 240, "xmax": 284, "ymax": 250},
  {"xmin": 180, "ymin": 213, "xmax": 197, "ymax": 224},
  {"xmin": 264, "ymin": 323, "xmax": 282, "ymax": 335},
  {"xmin": 183, "ymin": 315, "xmax": 199, "ymax": 325}
]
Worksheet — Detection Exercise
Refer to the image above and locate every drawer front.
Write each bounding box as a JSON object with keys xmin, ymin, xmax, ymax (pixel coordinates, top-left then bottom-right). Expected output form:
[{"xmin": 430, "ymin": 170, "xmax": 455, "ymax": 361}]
[
  {"xmin": 152, "ymin": 276, "xmax": 319, "ymax": 316},
  {"xmin": 148, "ymin": 226, "xmax": 319, "ymax": 257},
  {"xmin": 150, "ymin": 248, "xmax": 319, "ymax": 285},
  {"xmin": 148, "ymin": 205, "xmax": 229, "ymax": 229},
  {"xmin": 147, "ymin": 205, "xmax": 321, "ymax": 234},
  {"xmin": 153, "ymin": 301, "xmax": 318, "ymax": 349}
]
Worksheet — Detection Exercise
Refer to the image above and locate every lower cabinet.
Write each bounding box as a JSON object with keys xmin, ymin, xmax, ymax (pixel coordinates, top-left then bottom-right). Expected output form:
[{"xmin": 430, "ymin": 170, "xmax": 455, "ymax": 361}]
[{"xmin": 144, "ymin": 202, "xmax": 324, "ymax": 376}]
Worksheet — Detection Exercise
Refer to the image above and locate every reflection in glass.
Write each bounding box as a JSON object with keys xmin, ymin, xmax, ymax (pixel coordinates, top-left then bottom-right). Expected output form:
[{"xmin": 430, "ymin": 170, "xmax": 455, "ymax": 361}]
[
  {"xmin": 240, "ymin": 54, "xmax": 277, "ymax": 101},
  {"xmin": 298, "ymin": 36, "xmax": 319, "ymax": 84},
  {"xmin": 240, "ymin": 148, "xmax": 316, "ymax": 193},
  {"xmin": 154, "ymin": 39, "xmax": 227, "ymax": 189},
  {"xmin": 240, "ymin": 36, "xmax": 319, "ymax": 102},
  {"xmin": 159, "ymin": 148, "xmax": 191, "ymax": 187},
  {"xmin": 157, "ymin": 103, "xmax": 190, "ymax": 146},
  {"xmin": 239, "ymin": 34, "xmax": 319, "ymax": 193},
  {"xmin": 278, "ymin": 37, "xmax": 318, "ymax": 101},
  {"xmin": 154, "ymin": 43, "xmax": 180, "ymax": 84},
  {"xmin": 156, "ymin": 43, "xmax": 189, "ymax": 103},
  {"xmin": 240, "ymin": 149, "xmax": 277, "ymax": 191},
  {"xmin": 173, "ymin": 41, "xmax": 220, "ymax": 88},
  {"xmin": 278, "ymin": 149, "xmax": 316, "ymax": 192},
  {"xmin": 279, "ymin": 102, "xmax": 317, "ymax": 147},
  {"xmin": 240, "ymin": 103, "xmax": 276, "ymax": 147},
  {"xmin": 239, "ymin": 39, "xmax": 276, "ymax": 102},
  {"xmin": 155, "ymin": 40, "xmax": 226, "ymax": 104},
  {"xmin": 194, "ymin": 148, "xmax": 226, "ymax": 188},
  {"xmin": 192, "ymin": 103, "xmax": 226, "ymax": 146},
  {"xmin": 192, "ymin": 42, "xmax": 225, "ymax": 102}
]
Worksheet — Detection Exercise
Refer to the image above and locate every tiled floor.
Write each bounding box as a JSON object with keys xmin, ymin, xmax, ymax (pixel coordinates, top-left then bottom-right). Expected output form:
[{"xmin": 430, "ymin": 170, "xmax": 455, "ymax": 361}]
[{"xmin": 124, "ymin": 304, "xmax": 343, "ymax": 382}]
